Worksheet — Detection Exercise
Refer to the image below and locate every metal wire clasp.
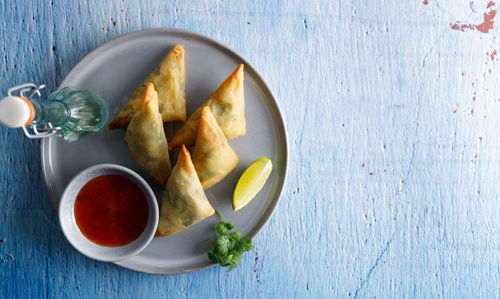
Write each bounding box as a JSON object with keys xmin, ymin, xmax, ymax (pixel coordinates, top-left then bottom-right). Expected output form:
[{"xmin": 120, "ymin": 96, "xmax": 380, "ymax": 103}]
[{"xmin": 8, "ymin": 83, "xmax": 62, "ymax": 139}]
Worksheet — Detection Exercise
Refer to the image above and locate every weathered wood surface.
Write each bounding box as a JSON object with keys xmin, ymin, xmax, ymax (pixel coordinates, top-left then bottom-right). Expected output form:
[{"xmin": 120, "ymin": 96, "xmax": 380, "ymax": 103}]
[{"xmin": 1, "ymin": 0, "xmax": 499, "ymax": 298}]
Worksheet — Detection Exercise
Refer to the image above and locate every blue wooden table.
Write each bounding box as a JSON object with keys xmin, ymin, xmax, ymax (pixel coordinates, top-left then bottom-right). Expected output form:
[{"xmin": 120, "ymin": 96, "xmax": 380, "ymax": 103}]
[{"xmin": 1, "ymin": 1, "xmax": 499, "ymax": 298}]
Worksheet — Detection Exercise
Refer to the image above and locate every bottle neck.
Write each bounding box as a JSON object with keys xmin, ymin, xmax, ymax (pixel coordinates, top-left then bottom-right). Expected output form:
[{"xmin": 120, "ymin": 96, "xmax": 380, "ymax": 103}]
[{"xmin": 30, "ymin": 97, "xmax": 69, "ymax": 127}]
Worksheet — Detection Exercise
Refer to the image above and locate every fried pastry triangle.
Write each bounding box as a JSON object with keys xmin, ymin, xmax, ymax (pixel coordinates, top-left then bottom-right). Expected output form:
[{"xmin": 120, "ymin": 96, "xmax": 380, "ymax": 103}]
[
  {"xmin": 168, "ymin": 64, "xmax": 245, "ymax": 148},
  {"xmin": 192, "ymin": 106, "xmax": 239, "ymax": 189},
  {"xmin": 109, "ymin": 44, "xmax": 186, "ymax": 129},
  {"xmin": 125, "ymin": 82, "xmax": 172, "ymax": 186},
  {"xmin": 156, "ymin": 145, "xmax": 215, "ymax": 236}
]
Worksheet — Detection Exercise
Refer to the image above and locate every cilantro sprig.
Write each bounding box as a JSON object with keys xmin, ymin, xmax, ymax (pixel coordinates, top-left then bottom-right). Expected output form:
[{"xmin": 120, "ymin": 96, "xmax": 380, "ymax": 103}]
[{"xmin": 208, "ymin": 210, "xmax": 253, "ymax": 272}]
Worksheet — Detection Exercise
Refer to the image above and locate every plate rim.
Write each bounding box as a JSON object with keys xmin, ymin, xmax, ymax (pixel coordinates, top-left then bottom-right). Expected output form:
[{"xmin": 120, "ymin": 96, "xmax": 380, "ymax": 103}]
[{"xmin": 40, "ymin": 28, "xmax": 289, "ymax": 275}]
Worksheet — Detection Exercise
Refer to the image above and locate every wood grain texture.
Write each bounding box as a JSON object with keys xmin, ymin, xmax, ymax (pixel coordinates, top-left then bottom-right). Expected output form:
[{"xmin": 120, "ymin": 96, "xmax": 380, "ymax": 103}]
[{"xmin": 1, "ymin": 0, "xmax": 499, "ymax": 298}]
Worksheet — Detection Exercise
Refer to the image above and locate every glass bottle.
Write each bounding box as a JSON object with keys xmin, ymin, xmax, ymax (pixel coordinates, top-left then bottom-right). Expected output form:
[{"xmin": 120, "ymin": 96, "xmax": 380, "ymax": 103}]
[{"xmin": 0, "ymin": 83, "xmax": 108, "ymax": 142}]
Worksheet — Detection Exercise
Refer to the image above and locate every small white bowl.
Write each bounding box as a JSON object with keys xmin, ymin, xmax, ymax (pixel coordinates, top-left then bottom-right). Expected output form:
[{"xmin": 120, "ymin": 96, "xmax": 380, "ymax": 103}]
[{"xmin": 59, "ymin": 164, "xmax": 158, "ymax": 262}]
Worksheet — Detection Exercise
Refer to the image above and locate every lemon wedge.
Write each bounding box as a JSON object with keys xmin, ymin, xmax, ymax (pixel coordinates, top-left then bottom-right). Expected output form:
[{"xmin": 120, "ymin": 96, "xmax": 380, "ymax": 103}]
[{"xmin": 233, "ymin": 158, "xmax": 273, "ymax": 211}]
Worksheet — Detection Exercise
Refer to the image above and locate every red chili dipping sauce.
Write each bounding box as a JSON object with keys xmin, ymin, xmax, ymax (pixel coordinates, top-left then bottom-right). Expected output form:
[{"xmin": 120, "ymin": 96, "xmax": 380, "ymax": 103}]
[{"xmin": 74, "ymin": 175, "xmax": 149, "ymax": 247}]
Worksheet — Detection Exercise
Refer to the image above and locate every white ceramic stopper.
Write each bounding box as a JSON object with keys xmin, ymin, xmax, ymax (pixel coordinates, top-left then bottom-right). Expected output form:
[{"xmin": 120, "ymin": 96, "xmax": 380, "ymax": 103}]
[{"xmin": 0, "ymin": 96, "xmax": 31, "ymax": 128}]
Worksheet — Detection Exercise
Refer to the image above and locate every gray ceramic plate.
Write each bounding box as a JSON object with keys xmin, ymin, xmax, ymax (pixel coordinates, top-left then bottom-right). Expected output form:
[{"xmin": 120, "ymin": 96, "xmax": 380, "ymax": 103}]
[{"xmin": 41, "ymin": 28, "xmax": 288, "ymax": 274}]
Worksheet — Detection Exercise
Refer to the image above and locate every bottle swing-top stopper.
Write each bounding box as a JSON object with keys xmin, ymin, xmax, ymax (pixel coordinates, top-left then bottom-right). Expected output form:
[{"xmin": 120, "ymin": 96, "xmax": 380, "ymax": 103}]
[
  {"xmin": 0, "ymin": 83, "xmax": 60, "ymax": 138},
  {"xmin": 0, "ymin": 83, "xmax": 108, "ymax": 141}
]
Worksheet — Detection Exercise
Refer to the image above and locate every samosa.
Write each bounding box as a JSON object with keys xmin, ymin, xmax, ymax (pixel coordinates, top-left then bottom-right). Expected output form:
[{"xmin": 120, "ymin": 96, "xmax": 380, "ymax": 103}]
[
  {"xmin": 168, "ymin": 64, "xmax": 245, "ymax": 149},
  {"xmin": 125, "ymin": 82, "xmax": 172, "ymax": 186},
  {"xmin": 109, "ymin": 44, "xmax": 186, "ymax": 129},
  {"xmin": 156, "ymin": 145, "xmax": 215, "ymax": 236},
  {"xmin": 192, "ymin": 106, "xmax": 239, "ymax": 189}
]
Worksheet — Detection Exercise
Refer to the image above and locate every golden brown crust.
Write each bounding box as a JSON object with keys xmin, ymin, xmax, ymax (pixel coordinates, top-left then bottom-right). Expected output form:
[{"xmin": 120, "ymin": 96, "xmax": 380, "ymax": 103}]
[
  {"xmin": 168, "ymin": 64, "xmax": 245, "ymax": 148},
  {"xmin": 198, "ymin": 106, "xmax": 225, "ymax": 147},
  {"xmin": 125, "ymin": 82, "xmax": 172, "ymax": 187},
  {"xmin": 168, "ymin": 105, "xmax": 204, "ymax": 149},
  {"xmin": 108, "ymin": 45, "xmax": 186, "ymax": 130},
  {"xmin": 156, "ymin": 144, "xmax": 214, "ymax": 236},
  {"xmin": 107, "ymin": 100, "xmax": 141, "ymax": 130},
  {"xmin": 177, "ymin": 145, "xmax": 196, "ymax": 176},
  {"xmin": 192, "ymin": 107, "xmax": 238, "ymax": 189}
]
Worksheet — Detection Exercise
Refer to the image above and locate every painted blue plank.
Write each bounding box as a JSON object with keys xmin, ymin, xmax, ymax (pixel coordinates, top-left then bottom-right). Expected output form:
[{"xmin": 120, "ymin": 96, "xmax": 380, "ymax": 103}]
[{"xmin": 1, "ymin": 0, "xmax": 499, "ymax": 298}]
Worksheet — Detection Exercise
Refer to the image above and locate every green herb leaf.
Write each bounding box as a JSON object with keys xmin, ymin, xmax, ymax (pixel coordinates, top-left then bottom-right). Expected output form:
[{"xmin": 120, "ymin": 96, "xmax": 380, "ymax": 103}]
[
  {"xmin": 229, "ymin": 231, "xmax": 242, "ymax": 242},
  {"xmin": 216, "ymin": 222, "xmax": 229, "ymax": 235},
  {"xmin": 207, "ymin": 210, "xmax": 253, "ymax": 272},
  {"xmin": 238, "ymin": 238, "xmax": 253, "ymax": 251}
]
